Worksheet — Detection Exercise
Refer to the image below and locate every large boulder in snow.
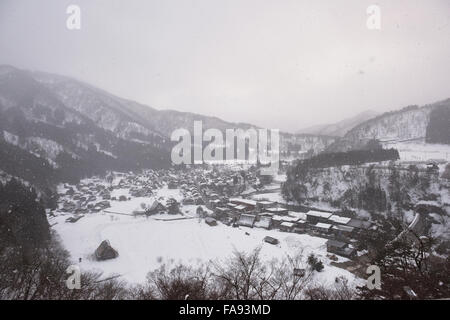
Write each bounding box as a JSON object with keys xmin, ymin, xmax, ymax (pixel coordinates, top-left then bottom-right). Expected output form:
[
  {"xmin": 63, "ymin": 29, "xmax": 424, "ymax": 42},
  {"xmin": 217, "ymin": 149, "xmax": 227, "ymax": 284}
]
[{"xmin": 94, "ymin": 240, "xmax": 118, "ymax": 261}]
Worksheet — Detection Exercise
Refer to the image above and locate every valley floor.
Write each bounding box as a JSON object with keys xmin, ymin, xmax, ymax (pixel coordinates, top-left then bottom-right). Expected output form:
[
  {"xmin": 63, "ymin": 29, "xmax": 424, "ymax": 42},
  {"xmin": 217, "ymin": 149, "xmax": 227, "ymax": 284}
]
[{"xmin": 51, "ymin": 187, "xmax": 360, "ymax": 287}]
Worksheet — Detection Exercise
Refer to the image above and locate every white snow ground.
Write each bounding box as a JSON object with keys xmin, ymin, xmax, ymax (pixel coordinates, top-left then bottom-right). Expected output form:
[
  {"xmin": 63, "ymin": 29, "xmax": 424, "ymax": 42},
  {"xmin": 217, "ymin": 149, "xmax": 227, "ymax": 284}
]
[{"xmin": 51, "ymin": 202, "xmax": 358, "ymax": 286}]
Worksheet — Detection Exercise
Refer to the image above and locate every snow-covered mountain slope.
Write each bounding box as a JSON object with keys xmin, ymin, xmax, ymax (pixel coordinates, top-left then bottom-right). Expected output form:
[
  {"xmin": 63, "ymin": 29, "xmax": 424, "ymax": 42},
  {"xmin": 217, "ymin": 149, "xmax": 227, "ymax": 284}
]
[
  {"xmin": 1, "ymin": 64, "xmax": 448, "ymax": 189},
  {"xmin": 1, "ymin": 66, "xmax": 338, "ymax": 164},
  {"xmin": 31, "ymin": 70, "xmax": 167, "ymax": 141},
  {"xmin": 325, "ymin": 100, "xmax": 450, "ymax": 152},
  {"xmin": 0, "ymin": 65, "xmax": 171, "ymax": 188},
  {"xmin": 346, "ymin": 105, "xmax": 431, "ymax": 142},
  {"xmin": 297, "ymin": 110, "xmax": 379, "ymax": 137},
  {"xmin": 0, "ymin": 65, "xmax": 335, "ymax": 190}
]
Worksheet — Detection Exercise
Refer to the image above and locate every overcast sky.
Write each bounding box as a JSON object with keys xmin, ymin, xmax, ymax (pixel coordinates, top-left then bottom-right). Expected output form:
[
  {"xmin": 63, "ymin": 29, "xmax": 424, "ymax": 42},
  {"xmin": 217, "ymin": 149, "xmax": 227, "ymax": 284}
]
[{"xmin": 1, "ymin": 0, "xmax": 449, "ymax": 132}]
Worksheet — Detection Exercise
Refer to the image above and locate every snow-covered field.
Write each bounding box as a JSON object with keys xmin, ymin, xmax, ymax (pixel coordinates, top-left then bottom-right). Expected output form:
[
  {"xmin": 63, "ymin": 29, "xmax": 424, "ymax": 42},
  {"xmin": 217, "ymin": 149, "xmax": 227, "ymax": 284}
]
[
  {"xmin": 383, "ymin": 141, "xmax": 450, "ymax": 162},
  {"xmin": 51, "ymin": 196, "xmax": 359, "ymax": 286}
]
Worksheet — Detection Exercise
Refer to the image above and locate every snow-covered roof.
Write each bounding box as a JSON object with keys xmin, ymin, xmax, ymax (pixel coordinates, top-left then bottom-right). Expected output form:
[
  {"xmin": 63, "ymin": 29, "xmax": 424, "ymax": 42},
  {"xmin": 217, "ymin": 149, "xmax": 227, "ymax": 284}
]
[
  {"xmin": 229, "ymin": 198, "xmax": 257, "ymax": 206},
  {"xmin": 280, "ymin": 222, "xmax": 294, "ymax": 228},
  {"xmin": 272, "ymin": 215, "xmax": 283, "ymax": 221},
  {"xmin": 272, "ymin": 215, "xmax": 298, "ymax": 222},
  {"xmin": 315, "ymin": 222, "xmax": 332, "ymax": 230},
  {"xmin": 238, "ymin": 214, "xmax": 256, "ymax": 227},
  {"xmin": 266, "ymin": 207, "xmax": 288, "ymax": 213},
  {"xmin": 332, "ymin": 225, "xmax": 354, "ymax": 233},
  {"xmin": 283, "ymin": 216, "xmax": 300, "ymax": 222},
  {"xmin": 306, "ymin": 210, "xmax": 332, "ymax": 219},
  {"xmin": 254, "ymin": 216, "xmax": 272, "ymax": 229},
  {"xmin": 328, "ymin": 215, "xmax": 351, "ymax": 225},
  {"xmin": 288, "ymin": 211, "xmax": 306, "ymax": 220},
  {"xmin": 257, "ymin": 200, "xmax": 274, "ymax": 205}
]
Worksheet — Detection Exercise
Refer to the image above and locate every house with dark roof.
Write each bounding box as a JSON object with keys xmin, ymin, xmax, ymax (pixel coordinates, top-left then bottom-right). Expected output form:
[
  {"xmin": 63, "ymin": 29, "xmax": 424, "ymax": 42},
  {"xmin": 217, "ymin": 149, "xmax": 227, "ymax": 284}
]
[
  {"xmin": 326, "ymin": 239, "xmax": 356, "ymax": 259},
  {"xmin": 147, "ymin": 200, "xmax": 166, "ymax": 215},
  {"xmin": 293, "ymin": 220, "xmax": 307, "ymax": 233},
  {"xmin": 347, "ymin": 219, "xmax": 372, "ymax": 233},
  {"xmin": 332, "ymin": 224, "xmax": 355, "ymax": 240}
]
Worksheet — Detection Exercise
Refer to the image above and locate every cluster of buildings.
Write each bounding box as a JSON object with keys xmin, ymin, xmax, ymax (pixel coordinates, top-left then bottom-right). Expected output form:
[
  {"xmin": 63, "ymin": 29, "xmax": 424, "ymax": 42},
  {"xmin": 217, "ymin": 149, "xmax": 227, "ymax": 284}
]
[
  {"xmin": 58, "ymin": 170, "xmax": 167, "ymax": 215},
  {"xmin": 59, "ymin": 180, "xmax": 112, "ymax": 214},
  {"xmin": 56, "ymin": 166, "xmax": 253, "ymax": 216},
  {"xmin": 170, "ymin": 166, "xmax": 259, "ymax": 198},
  {"xmin": 208, "ymin": 197, "xmax": 373, "ymax": 259},
  {"xmin": 57, "ymin": 165, "xmax": 375, "ymax": 260},
  {"xmin": 160, "ymin": 167, "xmax": 373, "ymax": 260}
]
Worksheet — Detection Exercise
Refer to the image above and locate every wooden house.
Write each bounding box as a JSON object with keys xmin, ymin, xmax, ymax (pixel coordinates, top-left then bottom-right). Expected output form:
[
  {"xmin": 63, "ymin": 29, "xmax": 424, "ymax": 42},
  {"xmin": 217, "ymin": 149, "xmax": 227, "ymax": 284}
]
[
  {"xmin": 305, "ymin": 210, "xmax": 332, "ymax": 224},
  {"xmin": 331, "ymin": 224, "xmax": 355, "ymax": 240},
  {"xmin": 312, "ymin": 222, "xmax": 333, "ymax": 236},
  {"xmin": 280, "ymin": 221, "xmax": 295, "ymax": 232},
  {"xmin": 328, "ymin": 215, "xmax": 352, "ymax": 225},
  {"xmin": 326, "ymin": 239, "xmax": 356, "ymax": 259},
  {"xmin": 237, "ymin": 214, "xmax": 256, "ymax": 228},
  {"xmin": 253, "ymin": 216, "xmax": 272, "ymax": 229}
]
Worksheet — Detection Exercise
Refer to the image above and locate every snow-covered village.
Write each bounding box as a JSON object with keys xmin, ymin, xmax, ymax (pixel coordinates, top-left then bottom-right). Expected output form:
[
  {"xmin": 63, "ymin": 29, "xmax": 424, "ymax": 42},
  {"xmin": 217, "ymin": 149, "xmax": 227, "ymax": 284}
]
[
  {"xmin": 48, "ymin": 139, "xmax": 450, "ymax": 294},
  {"xmin": 1, "ymin": 1, "xmax": 450, "ymax": 306},
  {"xmin": 52, "ymin": 167, "xmax": 362, "ymax": 286}
]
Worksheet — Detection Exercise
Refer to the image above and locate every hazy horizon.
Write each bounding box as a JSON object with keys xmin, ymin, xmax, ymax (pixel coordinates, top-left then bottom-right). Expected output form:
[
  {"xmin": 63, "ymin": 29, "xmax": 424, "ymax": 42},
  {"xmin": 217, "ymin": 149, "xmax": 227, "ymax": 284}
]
[{"xmin": 1, "ymin": 0, "xmax": 449, "ymax": 132}]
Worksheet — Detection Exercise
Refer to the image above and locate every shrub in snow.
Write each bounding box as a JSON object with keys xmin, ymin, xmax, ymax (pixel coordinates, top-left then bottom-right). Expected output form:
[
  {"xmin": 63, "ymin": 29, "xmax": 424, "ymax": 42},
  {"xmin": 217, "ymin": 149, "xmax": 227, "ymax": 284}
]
[{"xmin": 307, "ymin": 253, "xmax": 324, "ymax": 272}]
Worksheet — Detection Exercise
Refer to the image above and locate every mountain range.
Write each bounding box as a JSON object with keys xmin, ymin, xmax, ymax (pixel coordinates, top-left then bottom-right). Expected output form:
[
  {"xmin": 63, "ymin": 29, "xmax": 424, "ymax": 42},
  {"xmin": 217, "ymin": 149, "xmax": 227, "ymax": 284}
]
[
  {"xmin": 297, "ymin": 110, "xmax": 379, "ymax": 137},
  {"xmin": 0, "ymin": 65, "xmax": 449, "ymax": 193},
  {"xmin": 326, "ymin": 99, "xmax": 450, "ymax": 152}
]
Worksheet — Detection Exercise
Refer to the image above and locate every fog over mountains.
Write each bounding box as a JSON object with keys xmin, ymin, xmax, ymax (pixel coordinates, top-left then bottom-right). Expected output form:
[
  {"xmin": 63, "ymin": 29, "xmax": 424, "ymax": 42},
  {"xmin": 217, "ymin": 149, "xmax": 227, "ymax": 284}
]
[
  {"xmin": 0, "ymin": 65, "xmax": 449, "ymax": 190},
  {"xmin": 298, "ymin": 110, "xmax": 379, "ymax": 137}
]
